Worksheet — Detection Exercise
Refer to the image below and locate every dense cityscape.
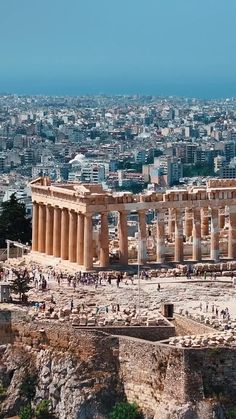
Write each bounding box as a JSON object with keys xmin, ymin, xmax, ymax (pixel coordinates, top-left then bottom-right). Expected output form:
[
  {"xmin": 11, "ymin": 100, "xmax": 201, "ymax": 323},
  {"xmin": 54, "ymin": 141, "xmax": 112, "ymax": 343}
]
[{"xmin": 1, "ymin": 93, "xmax": 236, "ymax": 218}]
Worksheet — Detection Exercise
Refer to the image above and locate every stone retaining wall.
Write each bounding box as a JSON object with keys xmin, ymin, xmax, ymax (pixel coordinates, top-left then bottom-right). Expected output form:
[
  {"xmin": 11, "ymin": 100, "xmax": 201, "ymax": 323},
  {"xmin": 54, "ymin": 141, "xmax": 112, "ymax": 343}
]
[
  {"xmin": 173, "ymin": 314, "xmax": 214, "ymax": 336},
  {"xmin": 74, "ymin": 324, "xmax": 175, "ymax": 341},
  {"xmin": 1, "ymin": 310, "xmax": 236, "ymax": 417}
]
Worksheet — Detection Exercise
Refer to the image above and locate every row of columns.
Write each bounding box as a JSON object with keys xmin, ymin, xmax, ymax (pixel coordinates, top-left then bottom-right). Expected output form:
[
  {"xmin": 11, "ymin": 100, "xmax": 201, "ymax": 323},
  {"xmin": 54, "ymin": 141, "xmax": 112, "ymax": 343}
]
[
  {"xmin": 32, "ymin": 203, "xmax": 111, "ymax": 270},
  {"xmin": 32, "ymin": 202, "xmax": 236, "ymax": 269},
  {"xmin": 158, "ymin": 206, "xmax": 236, "ymax": 263},
  {"xmin": 118, "ymin": 207, "xmax": 228, "ymax": 265}
]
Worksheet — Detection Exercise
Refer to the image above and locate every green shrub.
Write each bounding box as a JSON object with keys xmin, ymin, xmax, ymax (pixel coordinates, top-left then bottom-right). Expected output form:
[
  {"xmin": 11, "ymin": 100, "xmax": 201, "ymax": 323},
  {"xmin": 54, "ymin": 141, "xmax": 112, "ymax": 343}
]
[
  {"xmin": 0, "ymin": 382, "xmax": 6, "ymax": 399},
  {"xmin": 20, "ymin": 374, "xmax": 37, "ymax": 402},
  {"xmin": 35, "ymin": 399, "xmax": 52, "ymax": 419},
  {"xmin": 228, "ymin": 406, "xmax": 236, "ymax": 418},
  {"xmin": 19, "ymin": 404, "xmax": 34, "ymax": 419},
  {"xmin": 110, "ymin": 401, "xmax": 142, "ymax": 419}
]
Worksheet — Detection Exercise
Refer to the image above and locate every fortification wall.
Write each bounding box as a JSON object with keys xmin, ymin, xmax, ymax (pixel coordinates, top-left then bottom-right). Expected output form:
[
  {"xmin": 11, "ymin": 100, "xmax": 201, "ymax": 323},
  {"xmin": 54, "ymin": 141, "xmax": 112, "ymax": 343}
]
[{"xmin": 1, "ymin": 310, "xmax": 236, "ymax": 418}]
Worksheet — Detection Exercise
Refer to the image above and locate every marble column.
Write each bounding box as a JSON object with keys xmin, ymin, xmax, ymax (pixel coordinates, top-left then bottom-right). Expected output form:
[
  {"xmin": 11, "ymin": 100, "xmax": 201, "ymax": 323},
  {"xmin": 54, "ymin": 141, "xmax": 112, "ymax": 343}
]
[
  {"xmin": 211, "ymin": 208, "xmax": 219, "ymax": 262},
  {"xmin": 201, "ymin": 208, "xmax": 209, "ymax": 237},
  {"xmin": 45, "ymin": 205, "xmax": 54, "ymax": 255},
  {"xmin": 61, "ymin": 208, "xmax": 69, "ymax": 260},
  {"xmin": 68, "ymin": 211, "xmax": 77, "ymax": 263},
  {"xmin": 119, "ymin": 211, "xmax": 128, "ymax": 265},
  {"xmin": 53, "ymin": 207, "xmax": 61, "ymax": 258},
  {"xmin": 184, "ymin": 208, "xmax": 192, "ymax": 238},
  {"xmin": 138, "ymin": 210, "xmax": 147, "ymax": 264},
  {"xmin": 219, "ymin": 209, "xmax": 225, "ymax": 229},
  {"xmin": 38, "ymin": 204, "xmax": 46, "ymax": 253},
  {"xmin": 174, "ymin": 209, "xmax": 183, "ymax": 262},
  {"xmin": 77, "ymin": 213, "xmax": 84, "ymax": 266},
  {"xmin": 100, "ymin": 212, "xmax": 110, "ymax": 268},
  {"xmin": 156, "ymin": 210, "xmax": 165, "ymax": 263},
  {"xmin": 192, "ymin": 208, "xmax": 201, "ymax": 261},
  {"xmin": 84, "ymin": 214, "xmax": 93, "ymax": 270},
  {"xmin": 168, "ymin": 208, "xmax": 175, "ymax": 236},
  {"xmin": 32, "ymin": 202, "xmax": 39, "ymax": 251},
  {"xmin": 228, "ymin": 205, "xmax": 236, "ymax": 259}
]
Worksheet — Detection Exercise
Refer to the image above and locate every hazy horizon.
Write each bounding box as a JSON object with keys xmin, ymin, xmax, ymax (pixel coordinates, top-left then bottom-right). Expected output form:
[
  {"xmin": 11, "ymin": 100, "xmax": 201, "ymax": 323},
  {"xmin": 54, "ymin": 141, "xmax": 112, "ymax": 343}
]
[{"xmin": 1, "ymin": 78, "xmax": 236, "ymax": 100}]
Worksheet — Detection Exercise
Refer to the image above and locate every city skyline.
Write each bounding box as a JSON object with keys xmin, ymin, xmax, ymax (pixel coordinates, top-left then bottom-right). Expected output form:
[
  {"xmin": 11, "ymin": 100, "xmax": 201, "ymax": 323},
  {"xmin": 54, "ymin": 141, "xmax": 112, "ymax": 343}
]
[{"xmin": 1, "ymin": 0, "xmax": 236, "ymax": 98}]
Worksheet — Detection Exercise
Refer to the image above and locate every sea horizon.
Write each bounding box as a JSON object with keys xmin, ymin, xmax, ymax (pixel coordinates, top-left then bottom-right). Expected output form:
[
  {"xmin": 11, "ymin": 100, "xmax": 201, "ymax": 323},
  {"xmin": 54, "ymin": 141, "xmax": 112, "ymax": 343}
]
[{"xmin": 1, "ymin": 79, "xmax": 236, "ymax": 100}]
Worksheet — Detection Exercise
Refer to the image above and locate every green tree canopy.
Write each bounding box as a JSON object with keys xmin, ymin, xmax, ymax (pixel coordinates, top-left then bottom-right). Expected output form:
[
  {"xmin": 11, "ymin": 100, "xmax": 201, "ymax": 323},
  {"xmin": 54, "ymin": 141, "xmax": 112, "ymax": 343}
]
[
  {"xmin": 183, "ymin": 163, "xmax": 215, "ymax": 178},
  {"xmin": 0, "ymin": 194, "xmax": 31, "ymax": 247},
  {"xmin": 10, "ymin": 270, "xmax": 31, "ymax": 301}
]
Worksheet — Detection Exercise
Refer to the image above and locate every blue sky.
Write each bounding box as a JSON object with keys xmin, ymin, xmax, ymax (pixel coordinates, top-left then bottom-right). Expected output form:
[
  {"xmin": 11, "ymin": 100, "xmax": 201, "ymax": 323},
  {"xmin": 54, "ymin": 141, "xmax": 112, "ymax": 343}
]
[{"xmin": 0, "ymin": 0, "xmax": 235, "ymax": 97}]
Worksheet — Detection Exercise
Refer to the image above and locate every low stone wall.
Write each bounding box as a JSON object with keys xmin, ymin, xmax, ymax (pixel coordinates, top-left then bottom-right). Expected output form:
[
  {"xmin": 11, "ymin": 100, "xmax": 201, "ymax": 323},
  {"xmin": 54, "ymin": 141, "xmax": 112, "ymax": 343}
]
[
  {"xmin": 75, "ymin": 324, "xmax": 175, "ymax": 341},
  {"xmin": 173, "ymin": 314, "xmax": 214, "ymax": 336},
  {"xmin": 0, "ymin": 310, "xmax": 175, "ymax": 345}
]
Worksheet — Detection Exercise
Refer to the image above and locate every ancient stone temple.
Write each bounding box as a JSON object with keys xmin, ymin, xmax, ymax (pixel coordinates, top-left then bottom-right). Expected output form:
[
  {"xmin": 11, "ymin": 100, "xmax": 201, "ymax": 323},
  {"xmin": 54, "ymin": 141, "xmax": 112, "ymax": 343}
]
[{"xmin": 30, "ymin": 177, "xmax": 236, "ymax": 270}]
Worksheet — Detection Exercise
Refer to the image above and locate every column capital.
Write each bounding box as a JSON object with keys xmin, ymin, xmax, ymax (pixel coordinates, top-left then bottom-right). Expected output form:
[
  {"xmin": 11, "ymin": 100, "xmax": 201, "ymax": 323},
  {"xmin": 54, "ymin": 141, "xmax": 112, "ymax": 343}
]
[
  {"xmin": 156, "ymin": 209, "xmax": 165, "ymax": 219},
  {"xmin": 85, "ymin": 213, "xmax": 93, "ymax": 218},
  {"xmin": 174, "ymin": 208, "xmax": 183, "ymax": 216},
  {"xmin": 46, "ymin": 203, "xmax": 53, "ymax": 209},
  {"xmin": 119, "ymin": 210, "xmax": 128, "ymax": 215},
  {"xmin": 69, "ymin": 209, "xmax": 77, "ymax": 215}
]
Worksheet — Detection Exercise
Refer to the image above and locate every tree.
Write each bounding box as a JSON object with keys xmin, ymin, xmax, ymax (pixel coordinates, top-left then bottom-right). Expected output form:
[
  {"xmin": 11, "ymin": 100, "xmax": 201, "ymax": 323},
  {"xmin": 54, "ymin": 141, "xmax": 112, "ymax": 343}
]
[
  {"xmin": 183, "ymin": 163, "xmax": 215, "ymax": 178},
  {"xmin": 110, "ymin": 401, "xmax": 142, "ymax": 419},
  {"xmin": 0, "ymin": 193, "xmax": 31, "ymax": 247},
  {"xmin": 10, "ymin": 270, "xmax": 31, "ymax": 301}
]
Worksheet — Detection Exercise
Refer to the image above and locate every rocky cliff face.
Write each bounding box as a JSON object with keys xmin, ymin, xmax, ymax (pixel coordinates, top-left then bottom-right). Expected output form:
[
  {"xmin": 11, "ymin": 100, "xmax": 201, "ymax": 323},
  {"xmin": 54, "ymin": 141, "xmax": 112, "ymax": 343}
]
[
  {"xmin": 0, "ymin": 334, "xmax": 123, "ymax": 419},
  {"xmin": 0, "ymin": 315, "xmax": 232, "ymax": 419}
]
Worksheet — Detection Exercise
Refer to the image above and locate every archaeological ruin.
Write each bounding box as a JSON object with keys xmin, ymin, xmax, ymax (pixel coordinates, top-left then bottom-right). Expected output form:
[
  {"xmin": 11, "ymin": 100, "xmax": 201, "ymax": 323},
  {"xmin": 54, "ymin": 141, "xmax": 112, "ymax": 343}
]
[{"xmin": 30, "ymin": 177, "xmax": 236, "ymax": 270}]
